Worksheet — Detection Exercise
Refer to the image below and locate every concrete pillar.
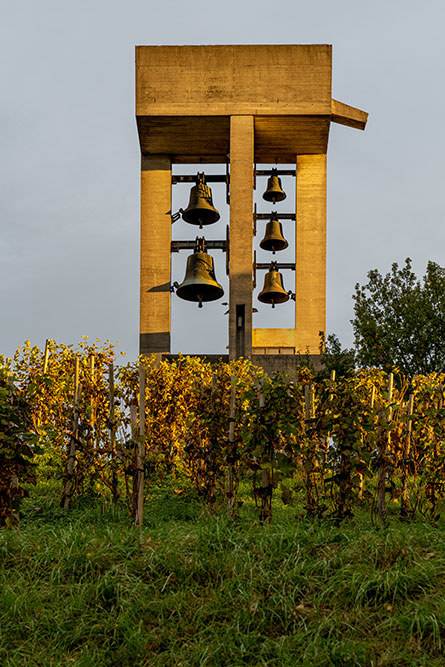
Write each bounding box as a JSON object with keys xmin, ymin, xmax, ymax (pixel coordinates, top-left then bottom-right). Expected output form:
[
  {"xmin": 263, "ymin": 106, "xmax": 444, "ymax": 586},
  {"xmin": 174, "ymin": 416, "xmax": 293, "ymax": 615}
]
[
  {"xmin": 295, "ymin": 154, "xmax": 327, "ymax": 354},
  {"xmin": 229, "ymin": 116, "xmax": 254, "ymax": 360},
  {"xmin": 140, "ymin": 155, "xmax": 172, "ymax": 355}
]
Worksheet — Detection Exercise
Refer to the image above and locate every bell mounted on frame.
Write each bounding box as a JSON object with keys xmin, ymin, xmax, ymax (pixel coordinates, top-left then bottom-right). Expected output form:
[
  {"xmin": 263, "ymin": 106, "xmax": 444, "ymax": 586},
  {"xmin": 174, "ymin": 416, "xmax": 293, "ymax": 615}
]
[
  {"xmin": 181, "ymin": 172, "xmax": 220, "ymax": 228},
  {"xmin": 259, "ymin": 212, "xmax": 289, "ymax": 254},
  {"xmin": 258, "ymin": 261, "xmax": 289, "ymax": 308},
  {"xmin": 175, "ymin": 237, "xmax": 224, "ymax": 308},
  {"xmin": 262, "ymin": 168, "xmax": 287, "ymax": 204}
]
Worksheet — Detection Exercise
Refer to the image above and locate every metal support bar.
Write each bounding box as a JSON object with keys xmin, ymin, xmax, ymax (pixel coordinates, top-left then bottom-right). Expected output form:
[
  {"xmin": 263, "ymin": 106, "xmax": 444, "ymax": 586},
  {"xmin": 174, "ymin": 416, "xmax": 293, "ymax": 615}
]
[
  {"xmin": 171, "ymin": 240, "xmax": 227, "ymax": 252},
  {"xmin": 172, "ymin": 168, "xmax": 230, "ymax": 205},
  {"xmin": 172, "ymin": 174, "xmax": 228, "ymax": 184},
  {"xmin": 253, "ymin": 203, "xmax": 296, "ymax": 234},
  {"xmin": 225, "ymin": 224, "xmax": 230, "ymax": 275},
  {"xmin": 255, "ymin": 263, "xmax": 296, "ymax": 270},
  {"xmin": 255, "ymin": 212, "xmax": 296, "ymax": 220},
  {"xmin": 225, "ymin": 162, "xmax": 230, "ymax": 204},
  {"xmin": 255, "ymin": 169, "xmax": 296, "ymax": 177},
  {"xmin": 253, "ymin": 251, "xmax": 295, "ymax": 289}
]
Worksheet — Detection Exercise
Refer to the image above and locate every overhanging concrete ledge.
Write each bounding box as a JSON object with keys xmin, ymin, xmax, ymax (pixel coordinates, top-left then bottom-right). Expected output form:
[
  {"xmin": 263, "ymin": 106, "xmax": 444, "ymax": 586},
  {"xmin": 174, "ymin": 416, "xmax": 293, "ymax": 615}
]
[{"xmin": 331, "ymin": 99, "xmax": 368, "ymax": 130}]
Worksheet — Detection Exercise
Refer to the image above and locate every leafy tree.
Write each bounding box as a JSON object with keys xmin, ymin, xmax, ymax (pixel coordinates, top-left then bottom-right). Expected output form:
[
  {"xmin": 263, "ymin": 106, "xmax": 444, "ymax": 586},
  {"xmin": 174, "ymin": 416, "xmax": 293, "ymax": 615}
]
[
  {"xmin": 317, "ymin": 333, "xmax": 356, "ymax": 380},
  {"xmin": 352, "ymin": 258, "xmax": 445, "ymax": 376}
]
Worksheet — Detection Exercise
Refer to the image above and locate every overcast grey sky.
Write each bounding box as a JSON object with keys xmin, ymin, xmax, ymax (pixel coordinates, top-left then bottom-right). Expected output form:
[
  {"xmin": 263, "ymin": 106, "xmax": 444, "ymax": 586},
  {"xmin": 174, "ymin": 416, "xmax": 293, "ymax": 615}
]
[{"xmin": 2, "ymin": 0, "xmax": 444, "ymax": 361}]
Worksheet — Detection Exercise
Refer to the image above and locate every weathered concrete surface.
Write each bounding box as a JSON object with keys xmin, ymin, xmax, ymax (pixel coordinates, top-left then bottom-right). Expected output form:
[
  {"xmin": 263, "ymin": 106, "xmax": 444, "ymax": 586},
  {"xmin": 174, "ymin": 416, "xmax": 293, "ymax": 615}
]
[
  {"xmin": 140, "ymin": 155, "xmax": 171, "ymax": 355},
  {"xmin": 294, "ymin": 154, "xmax": 327, "ymax": 354},
  {"xmin": 162, "ymin": 353, "xmax": 324, "ymax": 375},
  {"xmin": 252, "ymin": 155, "xmax": 327, "ymax": 355},
  {"xmin": 253, "ymin": 328, "xmax": 299, "ymax": 353},
  {"xmin": 331, "ymin": 99, "xmax": 368, "ymax": 130},
  {"xmin": 136, "ymin": 45, "xmax": 366, "ymax": 162},
  {"xmin": 136, "ymin": 45, "xmax": 332, "ymax": 117},
  {"xmin": 229, "ymin": 116, "xmax": 254, "ymax": 360}
]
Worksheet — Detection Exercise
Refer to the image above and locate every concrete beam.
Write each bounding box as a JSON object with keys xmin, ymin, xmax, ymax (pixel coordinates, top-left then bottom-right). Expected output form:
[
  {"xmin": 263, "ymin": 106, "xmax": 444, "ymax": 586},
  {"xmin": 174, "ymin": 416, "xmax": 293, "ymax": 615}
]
[
  {"xmin": 331, "ymin": 99, "xmax": 368, "ymax": 130},
  {"xmin": 136, "ymin": 45, "xmax": 332, "ymax": 117}
]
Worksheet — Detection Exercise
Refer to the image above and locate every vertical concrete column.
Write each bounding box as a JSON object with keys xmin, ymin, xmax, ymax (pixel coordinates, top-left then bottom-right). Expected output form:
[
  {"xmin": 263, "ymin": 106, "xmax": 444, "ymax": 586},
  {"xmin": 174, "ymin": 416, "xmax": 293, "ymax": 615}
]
[
  {"xmin": 295, "ymin": 154, "xmax": 327, "ymax": 354},
  {"xmin": 140, "ymin": 155, "xmax": 172, "ymax": 356},
  {"xmin": 229, "ymin": 116, "xmax": 254, "ymax": 360}
]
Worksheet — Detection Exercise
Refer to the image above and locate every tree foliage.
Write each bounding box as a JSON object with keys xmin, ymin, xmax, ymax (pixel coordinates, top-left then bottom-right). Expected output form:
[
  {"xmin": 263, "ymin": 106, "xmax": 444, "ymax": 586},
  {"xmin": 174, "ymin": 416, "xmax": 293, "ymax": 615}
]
[
  {"xmin": 352, "ymin": 258, "xmax": 445, "ymax": 376},
  {"xmin": 318, "ymin": 333, "xmax": 356, "ymax": 380}
]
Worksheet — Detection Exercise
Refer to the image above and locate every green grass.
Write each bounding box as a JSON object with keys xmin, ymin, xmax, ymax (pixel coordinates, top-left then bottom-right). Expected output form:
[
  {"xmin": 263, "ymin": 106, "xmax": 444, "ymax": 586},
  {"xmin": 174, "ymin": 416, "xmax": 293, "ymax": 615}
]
[{"xmin": 0, "ymin": 487, "xmax": 444, "ymax": 666}]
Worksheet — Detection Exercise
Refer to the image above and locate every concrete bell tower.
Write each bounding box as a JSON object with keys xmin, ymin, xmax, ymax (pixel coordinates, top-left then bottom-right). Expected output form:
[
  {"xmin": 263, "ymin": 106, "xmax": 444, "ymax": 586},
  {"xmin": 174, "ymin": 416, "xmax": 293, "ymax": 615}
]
[{"xmin": 135, "ymin": 44, "xmax": 367, "ymax": 365}]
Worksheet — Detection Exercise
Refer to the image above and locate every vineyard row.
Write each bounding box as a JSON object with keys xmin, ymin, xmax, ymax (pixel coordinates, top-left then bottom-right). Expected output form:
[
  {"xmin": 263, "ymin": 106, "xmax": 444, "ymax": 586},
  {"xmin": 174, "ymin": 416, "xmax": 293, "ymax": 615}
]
[{"xmin": 1, "ymin": 339, "xmax": 444, "ymax": 526}]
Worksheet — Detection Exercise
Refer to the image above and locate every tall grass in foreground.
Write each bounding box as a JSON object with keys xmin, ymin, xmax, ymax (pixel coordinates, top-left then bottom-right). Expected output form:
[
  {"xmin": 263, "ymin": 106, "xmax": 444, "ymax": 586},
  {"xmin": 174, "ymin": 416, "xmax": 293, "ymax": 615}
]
[{"xmin": 0, "ymin": 486, "xmax": 444, "ymax": 666}]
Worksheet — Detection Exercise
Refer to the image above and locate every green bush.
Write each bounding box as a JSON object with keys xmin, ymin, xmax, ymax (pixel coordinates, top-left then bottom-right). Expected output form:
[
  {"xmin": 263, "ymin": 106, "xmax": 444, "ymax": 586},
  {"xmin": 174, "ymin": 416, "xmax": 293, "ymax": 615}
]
[{"xmin": 0, "ymin": 367, "xmax": 39, "ymax": 527}]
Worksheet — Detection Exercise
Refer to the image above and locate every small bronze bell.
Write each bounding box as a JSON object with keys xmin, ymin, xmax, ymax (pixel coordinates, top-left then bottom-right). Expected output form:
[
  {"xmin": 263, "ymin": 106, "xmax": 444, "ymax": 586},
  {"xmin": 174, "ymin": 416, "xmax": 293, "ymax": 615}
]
[
  {"xmin": 259, "ymin": 213, "xmax": 288, "ymax": 254},
  {"xmin": 175, "ymin": 237, "xmax": 224, "ymax": 308},
  {"xmin": 262, "ymin": 168, "xmax": 286, "ymax": 204},
  {"xmin": 182, "ymin": 172, "xmax": 220, "ymax": 228},
  {"xmin": 258, "ymin": 262, "xmax": 289, "ymax": 308}
]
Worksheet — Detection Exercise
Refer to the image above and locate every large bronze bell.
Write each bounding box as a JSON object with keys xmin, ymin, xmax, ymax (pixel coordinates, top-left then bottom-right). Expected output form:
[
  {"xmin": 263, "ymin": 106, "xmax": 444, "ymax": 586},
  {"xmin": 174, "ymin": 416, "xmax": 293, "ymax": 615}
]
[
  {"xmin": 175, "ymin": 237, "xmax": 224, "ymax": 308},
  {"xmin": 182, "ymin": 172, "xmax": 220, "ymax": 228},
  {"xmin": 262, "ymin": 168, "xmax": 287, "ymax": 204},
  {"xmin": 259, "ymin": 213, "xmax": 288, "ymax": 254},
  {"xmin": 258, "ymin": 262, "xmax": 289, "ymax": 308}
]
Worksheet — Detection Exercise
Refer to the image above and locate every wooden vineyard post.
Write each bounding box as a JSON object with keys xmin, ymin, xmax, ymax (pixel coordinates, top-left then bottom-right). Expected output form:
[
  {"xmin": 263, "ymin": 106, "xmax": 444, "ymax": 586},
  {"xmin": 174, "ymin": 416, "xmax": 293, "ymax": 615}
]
[
  {"xmin": 361, "ymin": 385, "xmax": 376, "ymax": 502},
  {"xmin": 258, "ymin": 388, "xmax": 272, "ymax": 522},
  {"xmin": 129, "ymin": 401, "xmax": 139, "ymax": 518},
  {"xmin": 328, "ymin": 370, "xmax": 336, "ymax": 400},
  {"xmin": 370, "ymin": 385, "xmax": 376, "ymax": 410},
  {"xmin": 304, "ymin": 383, "xmax": 316, "ymax": 513},
  {"xmin": 401, "ymin": 393, "xmax": 414, "ymax": 518},
  {"xmin": 304, "ymin": 383, "xmax": 315, "ymax": 434},
  {"xmin": 108, "ymin": 362, "xmax": 119, "ymax": 502},
  {"xmin": 206, "ymin": 372, "xmax": 217, "ymax": 502},
  {"xmin": 320, "ymin": 370, "xmax": 335, "ymax": 496},
  {"xmin": 135, "ymin": 365, "xmax": 146, "ymax": 528},
  {"xmin": 377, "ymin": 373, "xmax": 393, "ymax": 523},
  {"xmin": 36, "ymin": 339, "xmax": 50, "ymax": 429},
  {"xmin": 89, "ymin": 355, "xmax": 96, "ymax": 443},
  {"xmin": 42, "ymin": 339, "xmax": 50, "ymax": 374},
  {"xmin": 62, "ymin": 358, "xmax": 82, "ymax": 509},
  {"xmin": 227, "ymin": 379, "xmax": 236, "ymax": 514}
]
